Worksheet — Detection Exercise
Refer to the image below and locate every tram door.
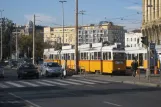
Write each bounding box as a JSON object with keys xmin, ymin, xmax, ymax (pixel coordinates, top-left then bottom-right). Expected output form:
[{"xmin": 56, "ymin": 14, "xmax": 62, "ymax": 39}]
[{"xmin": 139, "ymin": 53, "xmax": 143, "ymax": 66}]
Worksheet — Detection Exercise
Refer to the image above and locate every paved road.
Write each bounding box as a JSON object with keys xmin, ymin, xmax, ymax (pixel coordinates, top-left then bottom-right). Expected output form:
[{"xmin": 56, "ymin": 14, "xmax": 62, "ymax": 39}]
[{"xmin": 0, "ymin": 68, "xmax": 161, "ymax": 107}]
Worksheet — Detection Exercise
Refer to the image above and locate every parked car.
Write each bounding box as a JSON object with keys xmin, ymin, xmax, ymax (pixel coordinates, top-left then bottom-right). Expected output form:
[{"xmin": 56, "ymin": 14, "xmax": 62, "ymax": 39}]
[
  {"xmin": 40, "ymin": 62, "xmax": 63, "ymax": 77},
  {"xmin": 17, "ymin": 63, "xmax": 39, "ymax": 79},
  {"xmin": 0, "ymin": 66, "xmax": 4, "ymax": 78}
]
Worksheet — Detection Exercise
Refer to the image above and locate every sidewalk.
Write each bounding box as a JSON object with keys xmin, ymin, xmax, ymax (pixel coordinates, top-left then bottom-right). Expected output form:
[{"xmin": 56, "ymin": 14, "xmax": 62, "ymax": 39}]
[{"xmin": 74, "ymin": 74, "xmax": 161, "ymax": 87}]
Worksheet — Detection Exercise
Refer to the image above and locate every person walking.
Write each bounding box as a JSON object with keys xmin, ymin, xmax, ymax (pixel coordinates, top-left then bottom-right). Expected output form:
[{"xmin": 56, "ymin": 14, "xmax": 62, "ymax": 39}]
[{"xmin": 131, "ymin": 57, "xmax": 139, "ymax": 77}]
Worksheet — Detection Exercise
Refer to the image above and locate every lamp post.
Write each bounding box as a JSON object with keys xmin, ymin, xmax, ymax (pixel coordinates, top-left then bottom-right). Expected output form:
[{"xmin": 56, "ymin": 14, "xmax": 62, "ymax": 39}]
[
  {"xmin": 59, "ymin": 0, "xmax": 67, "ymax": 46},
  {"xmin": 75, "ymin": 0, "xmax": 79, "ymax": 73},
  {"xmin": 0, "ymin": 10, "xmax": 4, "ymax": 61}
]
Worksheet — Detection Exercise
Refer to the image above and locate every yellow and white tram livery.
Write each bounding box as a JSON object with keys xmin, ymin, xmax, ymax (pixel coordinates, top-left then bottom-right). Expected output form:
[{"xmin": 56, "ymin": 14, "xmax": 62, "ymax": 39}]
[{"xmin": 44, "ymin": 43, "xmax": 126, "ymax": 74}]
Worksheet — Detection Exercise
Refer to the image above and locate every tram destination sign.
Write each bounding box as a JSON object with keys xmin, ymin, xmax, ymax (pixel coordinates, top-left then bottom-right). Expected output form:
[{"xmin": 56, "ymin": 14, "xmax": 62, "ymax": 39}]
[{"xmin": 150, "ymin": 43, "xmax": 155, "ymax": 50}]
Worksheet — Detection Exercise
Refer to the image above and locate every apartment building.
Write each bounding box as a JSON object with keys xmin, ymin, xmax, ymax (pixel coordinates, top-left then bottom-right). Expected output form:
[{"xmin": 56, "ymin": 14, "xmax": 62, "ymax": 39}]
[
  {"xmin": 44, "ymin": 26, "xmax": 75, "ymax": 45},
  {"xmin": 78, "ymin": 22, "xmax": 126, "ymax": 47},
  {"xmin": 44, "ymin": 21, "xmax": 126, "ymax": 47},
  {"xmin": 125, "ymin": 32, "xmax": 143, "ymax": 48}
]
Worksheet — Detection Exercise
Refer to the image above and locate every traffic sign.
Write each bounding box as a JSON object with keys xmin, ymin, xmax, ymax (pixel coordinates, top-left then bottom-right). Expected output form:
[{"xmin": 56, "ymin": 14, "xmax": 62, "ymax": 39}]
[{"xmin": 150, "ymin": 43, "xmax": 155, "ymax": 50}]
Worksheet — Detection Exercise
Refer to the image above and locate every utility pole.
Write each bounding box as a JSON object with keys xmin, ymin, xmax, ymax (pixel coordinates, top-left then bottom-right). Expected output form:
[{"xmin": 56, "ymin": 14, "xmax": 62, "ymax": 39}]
[
  {"xmin": 0, "ymin": 10, "xmax": 4, "ymax": 61},
  {"xmin": 33, "ymin": 14, "xmax": 35, "ymax": 64},
  {"xmin": 15, "ymin": 25, "xmax": 18, "ymax": 61},
  {"xmin": 75, "ymin": 0, "xmax": 79, "ymax": 73},
  {"xmin": 79, "ymin": 10, "xmax": 86, "ymax": 26},
  {"xmin": 146, "ymin": 42, "xmax": 150, "ymax": 80},
  {"xmin": 59, "ymin": 0, "xmax": 67, "ymax": 46}
]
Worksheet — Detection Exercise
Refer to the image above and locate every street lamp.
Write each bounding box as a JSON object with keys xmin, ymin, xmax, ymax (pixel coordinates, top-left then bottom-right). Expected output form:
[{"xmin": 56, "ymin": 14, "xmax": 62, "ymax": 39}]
[
  {"xmin": 0, "ymin": 10, "xmax": 4, "ymax": 61},
  {"xmin": 59, "ymin": 0, "xmax": 67, "ymax": 46}
]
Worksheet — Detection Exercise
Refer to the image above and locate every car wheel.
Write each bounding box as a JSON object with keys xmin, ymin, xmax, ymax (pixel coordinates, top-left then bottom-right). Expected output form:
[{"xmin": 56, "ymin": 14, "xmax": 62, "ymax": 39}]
[
  {"xmin": 45, "ymin": 71, "xmax": 49, "ymax": 77},
  {"xmin": 36, "ymin": 74, "xmax": 39, "ymax": 79},
  {"xmin": 18, "ymin": 74, "xmax": 21, "ymax": 79}
]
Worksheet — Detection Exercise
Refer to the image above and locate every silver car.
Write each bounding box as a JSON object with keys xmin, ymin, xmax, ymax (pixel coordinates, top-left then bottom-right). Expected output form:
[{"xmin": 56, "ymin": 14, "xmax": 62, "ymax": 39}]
[{"xmin": 40, "ymin": 62, "xmax": 63, "ymax": 77}]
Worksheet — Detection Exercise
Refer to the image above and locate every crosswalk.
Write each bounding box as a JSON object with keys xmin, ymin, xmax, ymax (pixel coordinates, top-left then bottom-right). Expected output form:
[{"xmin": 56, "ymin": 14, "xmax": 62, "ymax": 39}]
[{"xmin": 0, "ymin": 78, "xmax": 110, "ymax": 89}]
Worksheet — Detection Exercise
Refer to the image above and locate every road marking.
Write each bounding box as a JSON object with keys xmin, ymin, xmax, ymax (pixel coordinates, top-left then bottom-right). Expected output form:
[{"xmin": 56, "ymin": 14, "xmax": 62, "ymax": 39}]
[
  {"xmin": 82, "ymin": 78, "xmax": 109, "ymax": 84},
  {"xmin": 9, "ymin": 93, "xmax": 41, "ymax": 107},
  {"xmin": 67, "ymin": 79, "xmax": 95, "ymax": 85},
  {"xmin": 35, "ymin": 81, "xmax": 55, "ymax": 86},
  {"xmin": 18, "ymin": 81, "xmax": 39, "ymax": 87},
  {"xmin": 103, "ymin": 101, "xmax": 122, "ymax": 107},
  {"xmin": 42, "ymin": 80, "xmax": 68, "ymax": 86},
  {"xmin": 55, "ymin": 79, "xmax": 82, "ymax": 85},
  {"xmin": 0, "ymin": 83, "xmax": 9, "ymax": 88},
  {"xmin": 6, "ymin": 81, "xmax": 24, "ymax": 88}
]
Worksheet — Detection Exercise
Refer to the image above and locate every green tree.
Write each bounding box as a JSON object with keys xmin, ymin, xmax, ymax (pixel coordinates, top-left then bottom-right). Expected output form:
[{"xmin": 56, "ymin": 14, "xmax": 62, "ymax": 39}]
[{"xmin": 0, "ymin": 18, "xmax": 15, "ymax": 60}]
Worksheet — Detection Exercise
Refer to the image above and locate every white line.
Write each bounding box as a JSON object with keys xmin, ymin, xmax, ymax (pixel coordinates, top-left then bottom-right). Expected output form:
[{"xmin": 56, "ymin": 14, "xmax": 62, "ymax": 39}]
[
  {"xmin": 42, "ymin": 80, "xmax": 68, "ymax": 86},
  {"xmin": 82, "ymin": 78, "xmax": 109, "ymax": 84},
  {"xmin": 67, "ymin": 79, "xmax": 95, "ymax": 85},
  {"xmin": 103, "ymin": 101, "xmax": 122, "ymax": 107},
  {"xmin": 55, "ymin": 79, "xmax": 82, "ymax": 85},
  {"xmin": 5, "ymin": 81, "xmax": 25, "ymax": 88},
  {"xmin": 9, "ymin": 93, "xmax": 41, "ymax": 107},
  {"xmin": 18, "ymin": 81, "xmax": 39, "ymax": 87},
  {"xmin": 35, "ymin": 81, "xmax": 55, "ymax": 86},
  {"xmin": 0, "ymin": 83, "xmax": 9, "ymax": 88}
]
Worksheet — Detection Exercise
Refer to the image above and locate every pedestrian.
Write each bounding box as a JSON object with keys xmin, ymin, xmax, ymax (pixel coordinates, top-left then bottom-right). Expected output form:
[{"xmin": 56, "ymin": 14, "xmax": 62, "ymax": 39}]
[
  {"xmin": 60, "ymin": 60, "xmax": 67, "ymax": 79},
  {"xmin": 131, "ymin": 57, "xmax": 139, "ymax": 77}
]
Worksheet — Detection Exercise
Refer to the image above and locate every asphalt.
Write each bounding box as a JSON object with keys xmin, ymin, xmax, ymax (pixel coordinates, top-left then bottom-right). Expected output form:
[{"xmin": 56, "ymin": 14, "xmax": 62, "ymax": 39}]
[{"xmin": 0, "ymin": 68, "xmax": 161, "ymax": 107}]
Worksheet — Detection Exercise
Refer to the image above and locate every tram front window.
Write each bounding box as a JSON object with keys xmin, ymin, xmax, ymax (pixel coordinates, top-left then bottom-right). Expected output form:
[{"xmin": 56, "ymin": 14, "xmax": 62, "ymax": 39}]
[{"xmin": 113, "ymin": 52, "xmax": 125, "ymax": 60}]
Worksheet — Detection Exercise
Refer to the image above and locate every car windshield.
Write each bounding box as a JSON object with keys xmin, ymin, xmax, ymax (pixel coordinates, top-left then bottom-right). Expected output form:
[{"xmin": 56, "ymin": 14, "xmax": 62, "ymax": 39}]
[
  {"xmin": 21, "ymin": 64, "xmax": 36, "ymax": 69},
  {"xmin": 47, "ymin": 63, "xmax": 60, "ymax": 67}
]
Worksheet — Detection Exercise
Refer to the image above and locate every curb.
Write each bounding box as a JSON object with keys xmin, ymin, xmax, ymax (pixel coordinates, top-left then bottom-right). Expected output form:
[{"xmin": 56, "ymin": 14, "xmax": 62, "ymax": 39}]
[
  {"xmin": 123, "ymin": 81, "xmax": 160, "ymax": 87},
  {"xmin": 85, "ymin": 77, "xmax": 161, "ymax": 88}
]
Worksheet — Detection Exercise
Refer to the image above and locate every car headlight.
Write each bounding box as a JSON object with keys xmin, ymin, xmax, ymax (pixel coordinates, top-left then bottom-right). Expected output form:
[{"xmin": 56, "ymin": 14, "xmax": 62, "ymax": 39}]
[{"xmin": 47, "ymin": 68, "xmax": 52, "ymax": 71}]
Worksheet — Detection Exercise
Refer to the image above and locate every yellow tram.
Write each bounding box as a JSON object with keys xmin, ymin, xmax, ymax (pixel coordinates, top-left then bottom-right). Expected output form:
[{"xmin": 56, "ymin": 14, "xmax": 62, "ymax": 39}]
[{"xmin": 44, "ymin": 43, "xmax": 126, "ymax": 74}]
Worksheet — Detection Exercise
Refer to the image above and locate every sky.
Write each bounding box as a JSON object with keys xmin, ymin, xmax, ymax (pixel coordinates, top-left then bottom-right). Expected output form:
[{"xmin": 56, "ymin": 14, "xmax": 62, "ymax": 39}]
[{"xmin": 0, "ymin": 0, "xmax": 142, "ymax": 31}]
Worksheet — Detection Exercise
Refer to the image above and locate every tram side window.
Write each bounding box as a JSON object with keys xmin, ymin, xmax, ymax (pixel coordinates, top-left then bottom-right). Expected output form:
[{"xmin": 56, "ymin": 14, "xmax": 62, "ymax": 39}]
[
  {"xmin": 91, "ymin": 52, "xmax": 94, "ymax": 60},
  {"xmin": 108, "ymin": 52, "xmax": 111, "ymax": 60},
  {"xmin": 61, "ymin": 55, "xmax": 64, "ymax": 60},
  {"xmin": 81, "ymin": 53, "xmax": 84, "ymax": 60},
  {"xmin": 71, "ymin": 53, "xmax": 74, "ymax": 60},
  {"xmin": 94, "ymin": 52, "xmax": 98, "ymax": 60},
  {"xmin": 63, "ymin": 54, "xmax": 65, "ymax": 60},
  {"xmin": 86, "ymin": 53, "xmax": 89, "ymax": 60},
  {"xmin": 98, "ymin": 52, "xmax": 101, "ymax": 60},
  {"xmin": 128, "ymin": 54, "xmax": 131, "ymax": 60},
  {"xmin": 68, "ymin": 54, "xmax": 70, "ymax": 60},
  {"xmin": 144, "ymin": 53, "xmax": 147, "ymax": 60},
  {"xmin": 103, "ymin": 52, "xmax": 107, "ymax": 60},
  {"xmin": 84, "ymin": 53, "xmax": 87, "ymax": 60},
  {"xmin": 132, "ymin": 54, "xmax": 135, "ymax": 60}
]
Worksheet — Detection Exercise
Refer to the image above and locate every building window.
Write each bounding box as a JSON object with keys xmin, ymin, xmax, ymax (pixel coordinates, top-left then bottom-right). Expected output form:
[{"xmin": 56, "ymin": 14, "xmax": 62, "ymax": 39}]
[{"xmin": 137, "ymin": 38, "xmax": 139, "ymax": 43}]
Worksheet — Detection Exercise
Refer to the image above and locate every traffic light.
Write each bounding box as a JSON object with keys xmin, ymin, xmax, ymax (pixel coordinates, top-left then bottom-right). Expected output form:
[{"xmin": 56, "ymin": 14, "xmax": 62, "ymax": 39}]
[{"xmin": 141, "ymin": 36, "xmax": 148, "ymax": 46}]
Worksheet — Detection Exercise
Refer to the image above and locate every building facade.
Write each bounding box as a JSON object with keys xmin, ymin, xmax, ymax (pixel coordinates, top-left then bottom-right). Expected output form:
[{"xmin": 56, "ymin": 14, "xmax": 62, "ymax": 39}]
[
  {"xmin": 44, "ymin": 22, "xmax": 126, "ymax": 47},
  {"xmin": 44, "ymin": 26, "xmax": 75, "ymax": 45},
  {"xmin": 125, "ymin": 32, "xmax": 143, "ymax": 48},
  {"xmin": 78, "ymin": 22, "xmax": 126, "ymax": 47},
  {"xmin": 142, "ymin": 0, "xmax": 161, "ymax": 44}
]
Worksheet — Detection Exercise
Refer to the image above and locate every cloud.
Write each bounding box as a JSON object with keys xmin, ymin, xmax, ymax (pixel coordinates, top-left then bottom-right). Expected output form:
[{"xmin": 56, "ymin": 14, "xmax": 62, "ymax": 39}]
[
  {"xmin": 24, "ymin": 13, "xmax": 56, "ymax": 25},
  {"xmin": 125, "ymin": 6, "xmax": 142, "ymax": 11}
]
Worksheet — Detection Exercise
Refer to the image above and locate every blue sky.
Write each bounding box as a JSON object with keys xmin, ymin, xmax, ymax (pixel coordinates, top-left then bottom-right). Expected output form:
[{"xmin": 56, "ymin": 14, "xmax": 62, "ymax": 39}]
[{"xmin": 0, "ymin": 0, "xmax": 142, "ymax": 30}]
